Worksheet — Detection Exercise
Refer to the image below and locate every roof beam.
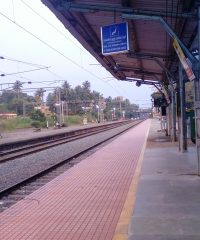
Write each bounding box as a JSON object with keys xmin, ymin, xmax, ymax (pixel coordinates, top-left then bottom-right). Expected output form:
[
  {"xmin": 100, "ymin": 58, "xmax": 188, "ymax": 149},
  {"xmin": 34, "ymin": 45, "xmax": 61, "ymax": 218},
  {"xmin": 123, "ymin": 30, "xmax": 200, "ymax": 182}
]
[
  {"xmin": 116, "ymin": 66, "xmax": 163, "ymax": 76},
  {"xmin": 57, "ymin": 2, "xmax": 196, "ymax": 18},
  {"xmin": 125, "ymin": 77, "xmax": 160, "ymax": 85},
  {"xmin": 121, "ymin": 1, "xmax": 143, "ymax": 75},
  {"xmin": 128, "ymin": 51, "xmax": 172, "ymax": 60},
  {"xmin": 127, "ymin": 53, "xmax": 176, "ymax": 83},
  {"xmin": 123, "ymin": 13, "xmax": 197, "ymax": 64},
  {"xmin": 56, "ymin": 1, "xmax": 196, "ymax": 63}
]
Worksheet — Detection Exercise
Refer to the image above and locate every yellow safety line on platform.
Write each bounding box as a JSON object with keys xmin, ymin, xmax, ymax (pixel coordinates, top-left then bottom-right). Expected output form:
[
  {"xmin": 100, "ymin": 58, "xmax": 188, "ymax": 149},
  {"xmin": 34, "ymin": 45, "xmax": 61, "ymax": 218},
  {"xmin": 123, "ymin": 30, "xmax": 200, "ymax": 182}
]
[{"xmin": 112, "ymin": 120, "xmax": 151, "ymax": 240}]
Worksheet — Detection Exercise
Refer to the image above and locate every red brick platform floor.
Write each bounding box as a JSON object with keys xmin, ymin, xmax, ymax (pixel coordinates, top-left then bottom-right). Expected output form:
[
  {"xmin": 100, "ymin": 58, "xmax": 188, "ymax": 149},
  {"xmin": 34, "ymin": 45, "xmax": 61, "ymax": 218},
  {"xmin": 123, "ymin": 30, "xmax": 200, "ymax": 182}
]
[{"xmin": 0, "ymin": 120, "xmax": 150, "ymax": 240}]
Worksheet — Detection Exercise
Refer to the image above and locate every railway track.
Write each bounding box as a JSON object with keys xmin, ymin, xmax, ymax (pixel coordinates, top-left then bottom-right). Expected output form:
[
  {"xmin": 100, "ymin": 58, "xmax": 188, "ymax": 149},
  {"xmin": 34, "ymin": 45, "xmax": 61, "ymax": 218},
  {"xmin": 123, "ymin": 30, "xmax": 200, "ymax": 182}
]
[
  {"xmin": 0, "ymin": 120, "xmax": 136, "ymax": 162},
  {"xmin": 0, "ymin": 119, "xmax": 143, "ymax": 212}
]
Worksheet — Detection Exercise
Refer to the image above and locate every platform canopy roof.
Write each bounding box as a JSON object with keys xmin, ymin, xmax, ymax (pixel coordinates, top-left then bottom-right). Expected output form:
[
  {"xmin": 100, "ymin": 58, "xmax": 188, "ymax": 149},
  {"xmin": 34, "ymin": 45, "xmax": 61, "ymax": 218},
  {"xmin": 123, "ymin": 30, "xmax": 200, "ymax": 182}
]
[{"xmin": 41, "ymin": 0, "xmax": 198, "ymax": 87}]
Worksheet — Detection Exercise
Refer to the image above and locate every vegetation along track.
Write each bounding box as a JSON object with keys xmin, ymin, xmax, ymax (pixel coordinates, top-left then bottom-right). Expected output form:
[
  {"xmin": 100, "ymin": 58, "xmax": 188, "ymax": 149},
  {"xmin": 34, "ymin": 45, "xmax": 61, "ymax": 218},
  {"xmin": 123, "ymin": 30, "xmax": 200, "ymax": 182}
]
[
  {"xmin": 0, "ymin": 119, "xmax": 143, "ymax": 212},
  {"xmin": 0, "ymin": 120, "xmax": 138, "ymax": 162}
]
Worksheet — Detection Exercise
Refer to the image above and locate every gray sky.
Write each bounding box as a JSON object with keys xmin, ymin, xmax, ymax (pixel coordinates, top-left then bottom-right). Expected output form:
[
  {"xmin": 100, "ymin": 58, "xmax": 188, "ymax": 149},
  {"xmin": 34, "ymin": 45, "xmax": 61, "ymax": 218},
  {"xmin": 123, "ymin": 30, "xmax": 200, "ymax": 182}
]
[{"xmin": 0, "ymin": 0, "xmax": 154, "ymax": 108}]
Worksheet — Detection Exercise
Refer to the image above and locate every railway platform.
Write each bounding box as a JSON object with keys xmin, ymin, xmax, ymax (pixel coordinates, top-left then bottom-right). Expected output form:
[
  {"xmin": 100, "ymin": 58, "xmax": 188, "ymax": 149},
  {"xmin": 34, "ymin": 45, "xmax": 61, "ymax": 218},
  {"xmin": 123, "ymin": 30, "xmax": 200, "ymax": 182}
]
[
  {"xmin": 128, "ymin": 120, "xmax": 199, "ymax": 240},
  {"xmin": 0, "ymin": 123, "xmax": 99, "ymax": 145},
  {"xmin": 0, "ymin": 118, "xmax": 199, "ymax": 240}
]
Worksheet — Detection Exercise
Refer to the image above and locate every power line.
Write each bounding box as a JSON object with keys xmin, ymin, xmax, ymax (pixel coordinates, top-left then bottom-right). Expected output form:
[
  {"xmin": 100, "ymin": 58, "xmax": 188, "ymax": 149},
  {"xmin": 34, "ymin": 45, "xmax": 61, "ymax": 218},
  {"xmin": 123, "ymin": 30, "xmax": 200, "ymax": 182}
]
[
  {"xmin": 46, "ymin": 69, "xmax": 67, "ymax": 80},
  {"xmin": 0, "ymin": 67, "xmax": 73, "ymax": 87},
  {"xmin": 0, "ymin": 55, "xmax": 48, "ymax": 68},
  {"xmin": 12, "ymin": 0, "xmax": 16, "ymax": 22},
  {"xmin": 0, "ymin": 66, "xmax": 50, "ymax": 77},
  {"xmin": 0, "ymin": 10, "xmax": 103, "ymax": 82},
  {"xmin": 1, "ymin": 55, "xmax": 72, "ymax": 83},
  {"xmin": 20, "ymin": 0, "xmax": 92, "ymax": 59},
  {"xmin": 0, "ymin": 6, "xmax": 129, "ymax": 99}
]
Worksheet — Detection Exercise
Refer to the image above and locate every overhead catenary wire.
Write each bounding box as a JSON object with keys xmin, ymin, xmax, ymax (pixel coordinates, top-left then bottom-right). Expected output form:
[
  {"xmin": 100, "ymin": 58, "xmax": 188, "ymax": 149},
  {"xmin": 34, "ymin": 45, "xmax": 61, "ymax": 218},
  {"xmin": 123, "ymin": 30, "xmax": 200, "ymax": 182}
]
[
  {"xmin": 0, "ymin": 71, "xmax": 67, "ymax": 86},
  {"xmin": 0, "ymin": 86, "xmax": 57, "ymax": 93},
  {"xmin": 0, "ymin": 66, "xmax": 50, "ymax": 77},
  {"xmin": 0, "ymin": 59, "xmax": 73, "ymax": 85},
  {"xmin": 46, "ymin": 69, "xmax": 68, "ymax": 81},
  {"xmin": 0, "ymin": 4, "xmax": 142, "ymax": 103},
  {"xmin": 12, "ymin": 0, "xmax": 16, "ymax": 22},
  {"xmin": 0, "ymin": 10, "xmax": 104, "ymax": 82},
  {"xmin": 0, "ymin": 55, "xmax": 49, "ymax": 68},
  {"xmin": 0, "ymin": 66, "xmax": 82, "ymax": 90},
  {"xmin": 20, "ymin": 0, "xmax": 92, "ymax": 59}
]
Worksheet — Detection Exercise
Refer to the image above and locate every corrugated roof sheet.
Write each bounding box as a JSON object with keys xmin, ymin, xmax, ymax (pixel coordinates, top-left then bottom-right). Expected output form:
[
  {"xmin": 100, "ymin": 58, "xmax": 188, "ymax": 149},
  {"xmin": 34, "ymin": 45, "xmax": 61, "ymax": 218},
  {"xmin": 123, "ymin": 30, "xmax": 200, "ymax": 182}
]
[{"xmin": 41, "ymin": 0, "xmax": 197, "ymax": 87}]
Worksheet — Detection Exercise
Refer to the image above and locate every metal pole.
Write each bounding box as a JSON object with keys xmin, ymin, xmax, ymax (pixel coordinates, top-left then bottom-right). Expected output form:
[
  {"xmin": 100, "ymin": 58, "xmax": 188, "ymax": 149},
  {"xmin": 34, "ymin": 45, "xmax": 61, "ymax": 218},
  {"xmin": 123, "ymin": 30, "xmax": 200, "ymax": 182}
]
[
  {"xmin": 58, "ymin": 89, "xmax": 61, "ymax": 125},
  {"xmin": 56, "ymin": 88, "xmax": 62, "ymax": 125},
  {"xmin": 66, "ymin": 101, "xmax": 68, "ymax": 119},
  {"xmin": 194, "ymin": 5, "xmax": 200, "ymax": 175},
  {"xmin": 164, "ymin": 75, "xmax": 176, "ymax": 142},
  {"xmin": 61, "ymin": 101, "xmax": 64, "ymax": 124},
  {"xmin": 23, "ymin": 102, "xmax": 25, "ymax": 117},
  {"xmin": 166, "ymin": 106, "xmax": 170, "ymax": 136},
  {"xmin": 179, "ymin": 62, "xmax": 187, "ymax": 152},
  {"xmin": 100, "ymin": 109, "xmax": 102, "ymax": 123},
  {"xmin": 176, "ymin": 74, "xmax": 181, "ymax": 151},
  {"xmin": 119, "ymin": 99, "xmax": 122, "ymax": 119},
  {"xmin": 170, "ymin": 83, "xmax": 177, "ymax": 141},
  {"xmin": 182, "ymin": 77, "xmax": 187, "ymax": 151}
]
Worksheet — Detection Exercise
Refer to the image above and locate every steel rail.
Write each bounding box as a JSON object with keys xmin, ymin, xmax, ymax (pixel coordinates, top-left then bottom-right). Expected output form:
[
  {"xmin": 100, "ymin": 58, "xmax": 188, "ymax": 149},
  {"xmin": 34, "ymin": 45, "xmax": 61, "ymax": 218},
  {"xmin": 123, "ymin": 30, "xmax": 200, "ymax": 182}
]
[
  {"xmin": 0, "ymin": 120, "xmax": 142, "ymax": 200},
  {"xmin": 0, "ymin": 120, "xmax": 135, "ymax": 163},
  {"xmin": 0, "ymin": 120, "xmax": 132, "ymax": 151}
]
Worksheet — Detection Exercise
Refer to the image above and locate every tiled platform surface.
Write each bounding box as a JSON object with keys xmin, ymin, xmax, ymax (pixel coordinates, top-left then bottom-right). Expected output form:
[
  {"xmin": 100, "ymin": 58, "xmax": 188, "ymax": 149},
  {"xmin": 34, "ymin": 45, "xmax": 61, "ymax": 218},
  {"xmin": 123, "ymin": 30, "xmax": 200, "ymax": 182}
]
[
  {"xmin": 0, "ymin": 120, "xmax": 150, "ymax": 239},
  {"xmin": 129, "ymin": 119, "xmax": 200, "ymax": 240}
]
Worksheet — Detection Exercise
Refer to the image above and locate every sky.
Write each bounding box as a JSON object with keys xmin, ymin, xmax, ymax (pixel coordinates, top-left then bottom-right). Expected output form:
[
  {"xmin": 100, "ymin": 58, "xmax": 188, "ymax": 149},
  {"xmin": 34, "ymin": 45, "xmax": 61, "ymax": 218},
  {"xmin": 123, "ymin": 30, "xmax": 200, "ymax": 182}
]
[{"xmin": 0, "ymin": 0, "xmax": 154, "ymax": 108}]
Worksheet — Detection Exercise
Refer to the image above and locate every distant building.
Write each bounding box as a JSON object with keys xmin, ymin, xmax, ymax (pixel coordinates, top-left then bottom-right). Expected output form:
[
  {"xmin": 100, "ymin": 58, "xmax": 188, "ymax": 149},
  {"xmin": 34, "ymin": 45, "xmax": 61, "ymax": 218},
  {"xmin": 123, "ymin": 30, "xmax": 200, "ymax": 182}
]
[
  {"xmin": 34, "ymin": 105, "xmax": 51, "ymax": 116},
  {"xmin": 0, "ymin": 112, "xmax": 17, "ymax": 119}
]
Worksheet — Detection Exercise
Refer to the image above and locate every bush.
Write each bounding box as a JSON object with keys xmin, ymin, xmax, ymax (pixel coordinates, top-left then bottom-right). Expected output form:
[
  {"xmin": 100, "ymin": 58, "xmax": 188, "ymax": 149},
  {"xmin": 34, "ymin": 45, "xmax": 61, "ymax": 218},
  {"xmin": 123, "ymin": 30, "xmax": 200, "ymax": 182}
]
[
  {"xmin": 0, "ymin": 117, "xmax": 32, "ymax": 131},
  {"xmin": 31, "ymin": 121, "xmax": 41, "ymax": 128},
  {"xmin": 30, "ymin": 109, "xmax": 46, "ymax": 122},
  {"xmin": 65, "ymin": 115, "xmax": 83, "ymax": 125}
]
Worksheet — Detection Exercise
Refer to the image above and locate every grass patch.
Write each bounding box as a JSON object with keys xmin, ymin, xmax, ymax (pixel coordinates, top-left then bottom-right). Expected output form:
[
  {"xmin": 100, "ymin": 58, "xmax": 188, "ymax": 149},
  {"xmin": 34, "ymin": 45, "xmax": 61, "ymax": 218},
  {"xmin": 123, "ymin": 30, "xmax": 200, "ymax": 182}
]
[
  {"xmin": 65, "ymin": 115, "xmax": 83, "ymax": 125},
  {"xmin": 65, "ymin": 114, "xmax": 96, "ymax": 125},
  {"xmin": 0, "ymin": 117, "xmax": 33, "ymax": 131},
  {"xmin": 0, "ymin": 114, "xmax": 96, "ymax": 132}
]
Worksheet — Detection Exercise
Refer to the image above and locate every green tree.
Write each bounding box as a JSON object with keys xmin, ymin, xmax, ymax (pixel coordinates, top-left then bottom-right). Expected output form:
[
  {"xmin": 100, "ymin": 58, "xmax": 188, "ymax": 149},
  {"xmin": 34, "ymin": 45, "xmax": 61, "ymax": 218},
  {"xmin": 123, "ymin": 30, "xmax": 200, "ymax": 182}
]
[
  {"xmin": 30, "ymin": 109, "xmax": 46, "ymax": 122},
  {"xmin": 35, "ymin": 88, "xmax": 46, "ymax": 105},
  {"xmin": 13, "ymin": 80, "xmax": 23, "ymax": 98},
  {"xmin": 82, "ymin": 81, "xmax": 92, "ymax": 100},
  {"xmin": 12, "ymin": 80, "xmax": 23, "ymax": 114},
  {"xmin": 61, "ymin": 81, "xmax": 71, "ymax": 101},
  {"xmin": 0, "ymin": 89, "xmax": 35, "ymax": 115},
  {"xmin": 44, "ymin": 80, "xmax": 140, "ymax": 120},
  {"xmin": 46, "ymin": 92, "xmax": 55, "ymax": 112},
  {"xmin": 82, "ymin": 80, "xmax": 90, "ymax": 91}
]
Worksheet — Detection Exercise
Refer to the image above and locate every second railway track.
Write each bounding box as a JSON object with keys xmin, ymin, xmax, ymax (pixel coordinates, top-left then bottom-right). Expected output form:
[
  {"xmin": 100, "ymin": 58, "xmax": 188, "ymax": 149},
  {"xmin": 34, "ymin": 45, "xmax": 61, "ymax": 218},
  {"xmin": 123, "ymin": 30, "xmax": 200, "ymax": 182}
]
[
  {"xmin": 0, "ymin": 120, "xmax": 138, "ymax": 162},
  {"xmin": 0, "ymin": 119, "xmax": 143, "ymax": 212}
]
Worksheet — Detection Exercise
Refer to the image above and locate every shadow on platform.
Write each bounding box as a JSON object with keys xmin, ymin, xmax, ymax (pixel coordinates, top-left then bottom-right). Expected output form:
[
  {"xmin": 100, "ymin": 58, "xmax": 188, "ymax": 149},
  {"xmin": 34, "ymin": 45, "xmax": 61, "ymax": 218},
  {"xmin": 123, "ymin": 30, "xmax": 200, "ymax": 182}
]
[{"xmin": 129, "ymin": 118, "xmax": 200, "ymax": 240}]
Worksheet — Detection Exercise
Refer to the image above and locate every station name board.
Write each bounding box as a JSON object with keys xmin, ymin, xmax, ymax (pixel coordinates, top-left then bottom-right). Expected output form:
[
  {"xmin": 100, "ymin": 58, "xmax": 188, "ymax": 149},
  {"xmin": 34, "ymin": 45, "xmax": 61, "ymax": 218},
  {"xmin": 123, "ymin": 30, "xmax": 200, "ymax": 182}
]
[{"xmin": 101, "ymin": 22, "xmax": 129, "ymax": 55}]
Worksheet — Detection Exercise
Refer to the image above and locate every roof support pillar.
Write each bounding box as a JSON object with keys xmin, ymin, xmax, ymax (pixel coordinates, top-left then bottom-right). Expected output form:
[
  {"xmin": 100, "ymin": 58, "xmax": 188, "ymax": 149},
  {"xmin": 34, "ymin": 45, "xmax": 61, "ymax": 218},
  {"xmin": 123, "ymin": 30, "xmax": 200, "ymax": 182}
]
[
  {"xmin": 153, "ymin": 83, "xmax": 163, "ymax": 94},
  {"xmin": 164, "ymin": 71, "xmax": 177, "ymax": 142},
  {"xmin": 179, "ymin": 62, "xmax": 187, "ymax": 152},
  {"xmin": 169, "ymin": 82, "xmax": 177, "ymax": 142},
  {"xmin": 128, "ymin": 53, "xmax": 177, "ymax": 141},
  {"xmin": 159, "ymin": 18, "xmax": 196, "ymax": 64},
  {"xmin": 193, "ymin": 4, "xmax": 200, "ymax": 176}
]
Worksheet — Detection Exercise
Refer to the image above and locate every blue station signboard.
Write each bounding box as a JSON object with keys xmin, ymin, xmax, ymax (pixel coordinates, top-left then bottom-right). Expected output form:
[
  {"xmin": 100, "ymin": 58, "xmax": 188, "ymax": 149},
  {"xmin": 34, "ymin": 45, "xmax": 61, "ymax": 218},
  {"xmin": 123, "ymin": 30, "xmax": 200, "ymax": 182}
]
[{"xmin": 101, "ymin": 22, "xmax": 129, "ymax": 55}]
